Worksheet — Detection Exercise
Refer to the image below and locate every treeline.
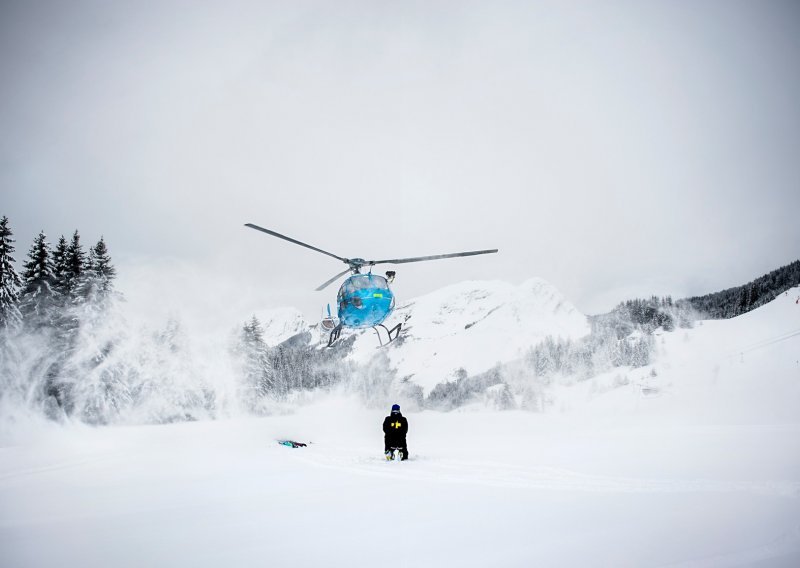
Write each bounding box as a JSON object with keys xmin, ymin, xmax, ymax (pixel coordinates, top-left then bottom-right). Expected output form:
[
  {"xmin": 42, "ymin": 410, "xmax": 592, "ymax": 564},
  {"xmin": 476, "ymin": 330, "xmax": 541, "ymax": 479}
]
[
  {"xmin": 679, "ymin": 260, "xmax": 800, "ymax": 319},
  {"xmin": 518, "ymin": 297, "xmax": 679, "ymax": 385},
  {"xmin": 523, "ymin": 329, "xmax": 654, "ymax": 382},
  {"xmin": 591, "ymin": 260, "xmax": 800, "ymax": 332},
  {"xmin": 0, "ymin": 216, "xmax": 120, "ymax": 422},
  {"xmin": 595, "ymin": 296, "xmax": 696, "ymax": 336},
  {"xmin": 517, "ymin": 259, "xmax": 799, "ymax": 394},
  {"xmin": 0, "ymin": 216, "xmax": 117, "ymax": 331},
  {"xmin": 233, "ymin": 316, "xmax": 355, "ymax": 409},
  {"xmin": 232, "ymin": 316, "xmax": 424, "ymax": 412},
  {"xmin": 427, "ymin": 366, "xmax": 514, "ymax": 411}
]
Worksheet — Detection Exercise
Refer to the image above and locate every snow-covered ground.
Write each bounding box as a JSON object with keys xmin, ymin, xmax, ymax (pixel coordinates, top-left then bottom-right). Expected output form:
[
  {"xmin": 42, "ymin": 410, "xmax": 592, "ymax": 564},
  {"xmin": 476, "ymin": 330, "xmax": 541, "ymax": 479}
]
[{"xmin": 1, "ymin": 290, "xmax": 799, "ymax": 567}]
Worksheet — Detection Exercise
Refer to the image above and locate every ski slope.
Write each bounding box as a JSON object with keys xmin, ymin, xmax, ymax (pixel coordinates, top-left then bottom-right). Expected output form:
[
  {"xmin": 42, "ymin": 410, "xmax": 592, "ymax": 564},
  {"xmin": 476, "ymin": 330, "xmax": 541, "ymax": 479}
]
[{"xmin": 1, "ymin": 290, "xmax": 799, "ymax": 567}]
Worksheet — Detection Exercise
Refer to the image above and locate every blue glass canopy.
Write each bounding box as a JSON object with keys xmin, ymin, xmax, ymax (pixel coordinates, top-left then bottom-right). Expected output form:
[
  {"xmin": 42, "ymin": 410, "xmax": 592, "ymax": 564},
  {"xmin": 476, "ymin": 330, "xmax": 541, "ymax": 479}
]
[{"xmin": 336, "ymin": 274, "xmax": 395, "ymax": 328}]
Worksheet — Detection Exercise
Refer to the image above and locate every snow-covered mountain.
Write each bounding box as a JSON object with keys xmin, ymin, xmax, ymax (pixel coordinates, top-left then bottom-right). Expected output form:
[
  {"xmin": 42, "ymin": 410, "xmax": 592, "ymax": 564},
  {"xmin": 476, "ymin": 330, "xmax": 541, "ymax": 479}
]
[
  {"xmin": 549, "ymin": 285, "xmax": 800, "ymax": 421},
  {"xmin": 347, "ymin": 277, "xmax": 589, "ymax": 394},
  {"xmin": 254, "ymin": 307, "xmax": 311, "ymax": 346},
  {"xmin": 263, "ymin": 277, "xmax": 590, "ymax": 395}
]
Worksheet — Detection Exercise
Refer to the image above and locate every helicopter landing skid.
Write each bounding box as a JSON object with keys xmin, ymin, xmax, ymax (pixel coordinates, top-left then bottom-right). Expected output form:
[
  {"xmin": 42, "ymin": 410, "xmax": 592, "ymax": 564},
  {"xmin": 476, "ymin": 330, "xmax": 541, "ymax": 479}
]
[
  {"xmin": 327, "ymin": 322, "xmax": 402, "ymax": 348},
  {"xmin": 327, "ymin": 323, "xmax": 343, "ymax": 347},
  {"xmin": 373, "ymin": 322, "xmax": 402, "ymax": 347}
]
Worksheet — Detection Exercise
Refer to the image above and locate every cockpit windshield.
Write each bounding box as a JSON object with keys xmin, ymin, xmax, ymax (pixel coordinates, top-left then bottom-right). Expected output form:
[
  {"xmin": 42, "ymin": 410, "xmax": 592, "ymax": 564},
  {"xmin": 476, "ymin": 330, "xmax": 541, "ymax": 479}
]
[
  {"xmin": 345, "ymin": 275, "xmax": 388, "ymax": 292},
  {"xmin": 369, "ymin": 275, "xmax": 389, "ymax": 289},
  {"xmin": 350, "ymin": 276, "xmax": 371, "ymax": 290}
]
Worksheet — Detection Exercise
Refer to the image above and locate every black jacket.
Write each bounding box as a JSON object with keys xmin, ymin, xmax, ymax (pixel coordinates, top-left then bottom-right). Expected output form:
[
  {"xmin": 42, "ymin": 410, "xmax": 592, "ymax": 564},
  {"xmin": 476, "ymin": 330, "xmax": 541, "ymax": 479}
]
[{"xmin": 383, "ymin": 412, "xmax": 408, "ymax": 443}]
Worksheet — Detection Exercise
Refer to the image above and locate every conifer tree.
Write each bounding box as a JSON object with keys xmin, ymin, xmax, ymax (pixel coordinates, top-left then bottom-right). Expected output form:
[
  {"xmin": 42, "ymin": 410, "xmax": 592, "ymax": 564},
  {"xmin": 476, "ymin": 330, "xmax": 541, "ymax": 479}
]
[
  {"xmin": 52, "ymin": 235, "xmax": 69, "ymax": 297},
  {"xmin": 86, "ymin": 236, "xmax": 116, "ymax": 297},
  {"xmin": 238, "ymin": 315, "xmax": 274, "ymax": 405},
  {"xmin": 46, "ymin": 232, "xmax": 85, "ymax": 407},
  {"xmin": 63, "ymin": 230, "xmax": 86, "ymax": 298},
  {"xmin": 19, "ymin": 230, "xmax": 57, "ymax": 325},
  {"xmin": 0, "ymin": 216, "xmax": 22, "ymax": 330},
  {"xmin": 72, "ymin": 235, "xmax": 118, "ymax": 308},
  {"xmin": 66, "ymin": 235, "xmax": 124, "ymax": 423}
]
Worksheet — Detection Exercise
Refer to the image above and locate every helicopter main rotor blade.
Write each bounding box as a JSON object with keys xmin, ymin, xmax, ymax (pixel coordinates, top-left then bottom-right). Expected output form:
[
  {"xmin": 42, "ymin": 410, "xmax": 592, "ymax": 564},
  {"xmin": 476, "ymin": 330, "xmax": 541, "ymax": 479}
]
[
  {"xmin": 245, "ymin": 223, "xmax": 347, "ymax": 263},
  {"xmin": 315, "ymin": 268, "xmax": 353, "ymax": 291},
  {"xmin": 369, "ymin": 249, "xmax": 498, "ymax": 266}
]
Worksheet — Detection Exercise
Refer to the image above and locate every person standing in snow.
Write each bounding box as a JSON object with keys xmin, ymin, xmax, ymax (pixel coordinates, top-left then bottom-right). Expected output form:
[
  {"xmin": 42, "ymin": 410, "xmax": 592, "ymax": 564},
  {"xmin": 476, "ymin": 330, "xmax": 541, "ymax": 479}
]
[{"xmin": 383, "ymin": 404, "xmax": 409, "ymax": 460}]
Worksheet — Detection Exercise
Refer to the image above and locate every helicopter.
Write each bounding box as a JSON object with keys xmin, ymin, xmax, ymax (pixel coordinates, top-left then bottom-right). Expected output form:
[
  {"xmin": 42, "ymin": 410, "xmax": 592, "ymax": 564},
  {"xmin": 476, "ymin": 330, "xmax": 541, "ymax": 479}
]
[{"xmin": 244, "ymin": 223, "xmax": 498, "ymax": 347}]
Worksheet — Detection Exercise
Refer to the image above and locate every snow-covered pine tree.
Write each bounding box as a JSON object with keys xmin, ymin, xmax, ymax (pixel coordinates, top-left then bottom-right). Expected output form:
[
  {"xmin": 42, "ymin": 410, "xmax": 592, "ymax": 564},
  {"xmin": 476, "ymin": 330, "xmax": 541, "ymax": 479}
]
[
  {"xmin": 52, "ymin": 235, "xmax": 69, "ymax": 297},
  {"xmin": 52, "ymin": 230, "xmax": 88, "ymax": 349},
  {"xmin": 44, "ymin": 232, "xmax": 86, "ymax": 416},
  {"xmin": 90, "ymin": 237, "xmax": 116, "ymax": 295},
  {"xmin": 0, "ymin": 216, "xmax": 23, "ymax": 400},
  {"xmin": 19, "ymin": 230, "xmax": 57, "ymax": 327},
  {"xmin": 75, "ymin": 236, "xmax": 117, "ymax": 306},
  {"xmin": 11, "ymin": 231, "xmax": 63, "ymax": 421},
  {"xmin": 128, "ymin": 317, "xmax": 219, "ymax": 423},
  {"xmin": 63, "ymin": 230, "xmax": 86, "ymax": 299},
  {"xmin": 243, "ymin": 315, "xmax": 264, "ymax": 343},
  {"xmin": 237, "ymin": 316, "xmax": 275, "ymax": 408},
  {"xmin": 0, "ymin": 216, "xmax": 22, "ymax": 331},
  {"xmin": 68, "ymin": 236, "xmax": 127, "ymax": 424}
]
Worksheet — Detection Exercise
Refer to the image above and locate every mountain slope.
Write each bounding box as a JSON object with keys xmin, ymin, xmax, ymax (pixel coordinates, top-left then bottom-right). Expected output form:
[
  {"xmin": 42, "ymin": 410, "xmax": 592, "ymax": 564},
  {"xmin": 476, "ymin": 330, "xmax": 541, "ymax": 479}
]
[
  {"xmin": 347, "ymin": 277, "xmax": 590, "ymax": 394},
  {"xmin": 548, "ymin": 285, "xmax": 800, "ymax": 424}
]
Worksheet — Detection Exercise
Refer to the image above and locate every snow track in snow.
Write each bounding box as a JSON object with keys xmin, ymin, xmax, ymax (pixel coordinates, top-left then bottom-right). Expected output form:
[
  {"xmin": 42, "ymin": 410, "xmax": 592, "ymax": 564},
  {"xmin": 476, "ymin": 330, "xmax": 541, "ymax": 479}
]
[{"xmin": 289, "ymin": 448, "xmax": 800, "ymax": 498}]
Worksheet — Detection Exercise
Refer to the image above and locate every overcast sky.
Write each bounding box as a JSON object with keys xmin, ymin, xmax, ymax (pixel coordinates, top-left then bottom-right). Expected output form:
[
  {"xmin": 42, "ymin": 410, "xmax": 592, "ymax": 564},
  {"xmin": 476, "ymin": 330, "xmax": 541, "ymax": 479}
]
[{"xmin": 2, "ymin": 0, "xmax": 799, "ymax": 325}]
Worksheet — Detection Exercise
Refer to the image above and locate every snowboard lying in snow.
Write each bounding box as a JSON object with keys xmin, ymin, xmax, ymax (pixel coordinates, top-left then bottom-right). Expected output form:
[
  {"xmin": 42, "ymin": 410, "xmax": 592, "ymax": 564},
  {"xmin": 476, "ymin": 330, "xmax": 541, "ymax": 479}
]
[{"xmin": 277, "ymin": 440, "xmax": 307, "ymax": 448}]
